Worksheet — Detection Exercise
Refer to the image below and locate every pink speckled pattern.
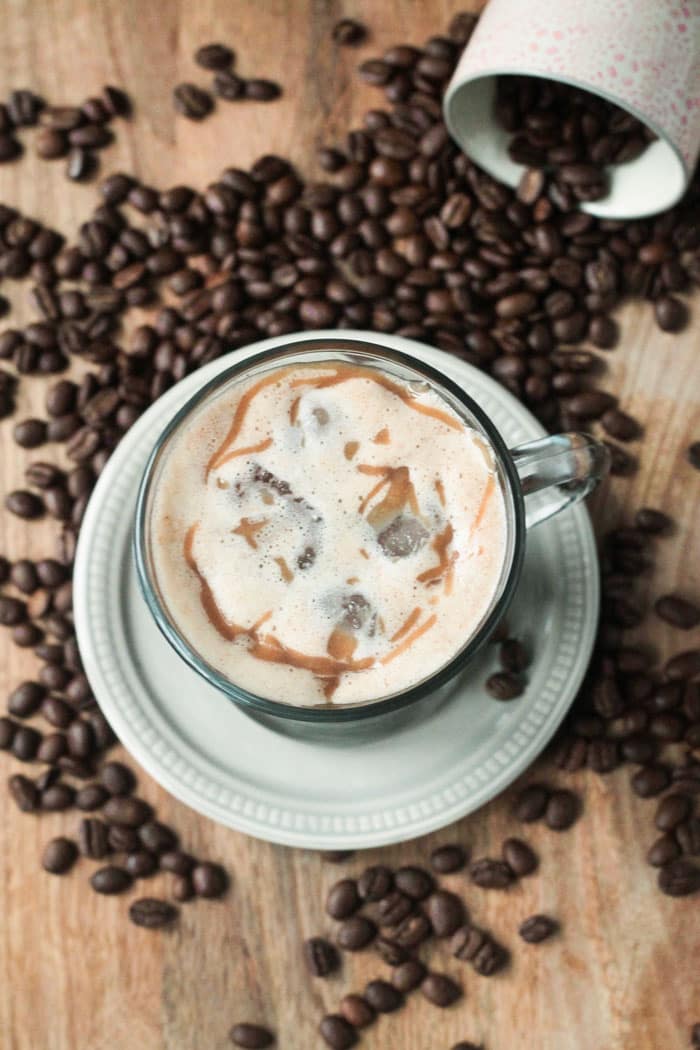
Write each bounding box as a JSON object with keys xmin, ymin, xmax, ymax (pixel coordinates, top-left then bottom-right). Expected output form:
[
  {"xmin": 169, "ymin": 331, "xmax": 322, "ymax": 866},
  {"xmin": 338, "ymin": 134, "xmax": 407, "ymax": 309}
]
[{"xmin": 450, "ymin": 0, "xmax": 700, "ymax": 174}]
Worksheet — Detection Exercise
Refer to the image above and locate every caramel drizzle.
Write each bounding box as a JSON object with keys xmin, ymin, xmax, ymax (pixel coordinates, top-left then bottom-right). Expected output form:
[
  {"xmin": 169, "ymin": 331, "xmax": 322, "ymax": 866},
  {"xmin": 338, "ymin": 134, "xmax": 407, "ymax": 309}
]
[
  {"xmin": 213, "ymin": 436, "xmax": 273, "ymax": 472},
  {"xmin": 390, "ymin": 607, "xmax": 422, "ymax": 644},
  {"xmin": 469, "ymin": 475, "xmax": 495, "ymax": 537},
  {"xmin": 381, "ymin": 614, "xmax": 437, "ymax": 665},
  {"xmin": 359, "ymin": 548, "xmax": 369, "ymax": 560},
  {"xmin": 357, "ymin": 464, "xmax": 420, "ymax": 528},
  {"xmin": 274, "ymin": 557, "xmax": 294, "ymax": 583},
  {"xmin": 289, "ymin": 396, "xmax": 300, "ymax": 424},
  {"xmin": 434, "ymin": 477, "xmax": 446, "ymax": 506},
  {"xmin": 232, "ymin": 516, "xmax": 268, "ymax": 550},
  {"xmin": 373, "ymin": 427, "xmax": 390, "ymax": 445},
  {"xmin": 326, "ymin": 627, "xmax": 358, "ymax": 662},
  {"xmin": 344, "ymin": 441, "xmax": 359, "ymax": 460},
  {"xmin": 206, "ymin": 368, "xmax": 293, "ymax": 476},
  {"xmin": 417, "ymin": 524, "xmax": 456, "ymax": 585},
  {"xmin": 184, "ymin": 524, "xmax": 373, "ymax": 694}
]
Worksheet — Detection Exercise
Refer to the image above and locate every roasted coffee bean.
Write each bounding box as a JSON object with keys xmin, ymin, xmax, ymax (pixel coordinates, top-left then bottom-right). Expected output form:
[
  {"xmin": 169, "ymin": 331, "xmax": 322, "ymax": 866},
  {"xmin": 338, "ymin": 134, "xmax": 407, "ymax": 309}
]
[
  {"xmin": 430, "ymin": 843, "xmax": 467, "ymax": 874},
  {"xmin": 129, "ymin": 898, "xmax": 178, "ymax": 928},
  {"xmin": 41, "ymin": 783, "xmax": 75, "ymax": 811},
  {"xmin": 245, "ymin": 80, "xmax": 281, "ymax": 101},
  {"xmin": 392, "ymin": 911, "xmax": 432, "ymax": 947},
  {"xmin": 470, "ymin": 857, "xmax": 514, "ymax": 889},
  {"xmin": 657, "ymin": 859, "xmax": 700, "ymax": 897},
  {"xmin": 13, "ymin": 418, "xmax": 47, "ymax": 448},
  {"xmin": 588, "ymin": 737, "xmax": 620, "ymax": 774},
  {"xmin": 687, "ymin": 442, "xmax": 700, "ymax": 470},
  {"xmin": 332, "ymin": 18, "xmax": 367, "ymax": 45},
  {"xmin": 42, "ymin": 836, "xmax": 78, "ymax": 874},
  {"xmin": 173, "ymin": 84, "xmax": 213, "ymax": 120},
  {"xmin": 107, "ymin": 825, "xmax": 139, "ymax": 852},
  {"xmin": 229, "ymin": 1023, "xmax": 274, "ymax": 1049},
  {"xmin": 66, "ymin": 147, "xmax": 94, "ymax": 181},
  {"xmin": 425, "ymin": 890, "xmax": 465, "ymax": 937},
  {"xmin": 655, "ymin": 794, "xmax": 691, "ymax": 832},
  {"xmin": 304, "ymin": 936, "xmax": 339, "ymax": 977},
  {"xmin": 9, "ymin": 558, "xmax": 39, "ymax": 594},
  {"xmin": 103, "ymin": 795, "xmax": 152, "ymax": 827},
  {"xmin": 78, "ymin": 818, "xmax": 110, "ymax": 859},
  {"xmin": 654, "ymin": 295, "xmax": 687, "ymax": 332},
  {"xmin": 665, "ymin": 650, "xmax": 700, "ymax": 681},
  {"xmin": 195, "ymin": 43, "xmax": 234, "ymax": 70},
  {"xmin": 676, "ymin": 819, "xmax": 700, "ymax": 855},
  {"xmin": 336, "ymin": 915, "xmax": 376, "ymax": 951},
  {"xmin": 374, "ymin": 935, "xmax": 408, "ymax": 966},
  {"xmin": 67, "ymin": 719, "xmax": 95, "ymax": 758},
  {"xmin": 502, "ymin": 837, "xmax": 538, "ymax": 876},
  {"xmin": 358, "ymin": 864, "xmax": 393, "ymax": 901},
  {"xmin": 11, "ymin": 725, "xmax": 41, "ymax": 761},
  {"xmin": 98, "ymin": 760, "xmax": 135, "ymax": 796},
  {"xmin": 394, "ymin": 865, "xmax": 434, "ymax": 900},
  {"xmin": 631, "ymin": 764, "xmax": 670, "ymax": 798},
  {"xmin": 191, "ymin": 861, "xmax": 227, "ymax": 897},
  {"xmin": 377, "ymin": 889, "xmax": 413, "ymax": 926},
  {"xmin": 326, "ymin": 878, "xmax": 361, "ymax": 919},
  {"xmin": 40, "ymin": 697, "xmax": 73, "ymax": 730},
  {"xmin": 544, "ymin": 789, "xmax": 580, "ymax": 830},
  {"xmin": 319, "ymin": 1014, "xmax": 357, "ymax": 1050},
  {"xmin": 654, "ymin": 595, "xmax": 700, "ymax": 630},
  {"xmin": 513, "ymin": 783, "xmax": 550, "ymax": 822},
  {"xmin": 363, "ymin": 979, "xmax": 403, "ymax": 1014},
  {"xmin": 75, "ymin": 783, "xmax": 109, "ymax": 811},
  {"xmin": 90, "ymin": 865, "xmax": 132, "ymax": 894},
  {"xmin": 0, "ymin": 717, "xmax": 17, "ymax": 749},
  {"xmin": 8, "ymin": 681, "xmax": 45, "ymax": 718},
  {"xmin": 635, "ymin": 508, "xmax": 672, "ymax": 534},
  {"xmin": 5, "ymin": 490, "xmax": 43, "ymax": 519},
  {"xmin": 421, "ymin": 972, "xmax": 462, "ymax": 1007},
  {"xmin": 486, "ymin": 671, "xmax": 524, "ymax": 700},
  {"xmin": 647, "ymin": 833, "xmax": 681, "ymax": 867},
  {"xmin": 124, "ymin": 850, "xmax": 158, "ymax": 878},
  {"xmin": 519, "ymin": 914, "xmax": 558, "ymax": 943},
  {"xmin": 137, "ymin": 821, "xmax": 176, "ymax": 854},
  {"xmin": 339, "ymin": 995, "xmax": 375, "ymax": 1029},
  {"xmin": 391, "ymin": 958, "xmax": 426, "ymax": 993},
  {"xmin": 0, "ymin": 595, "xmax": 26, "ymax": 626},
  {"xmin": 160, "ymin": 851, "xmax": 195, "ymax": 876},
  {"xmin": 9, "ymin": 773, "xmax": 39, "ymax": 811}
]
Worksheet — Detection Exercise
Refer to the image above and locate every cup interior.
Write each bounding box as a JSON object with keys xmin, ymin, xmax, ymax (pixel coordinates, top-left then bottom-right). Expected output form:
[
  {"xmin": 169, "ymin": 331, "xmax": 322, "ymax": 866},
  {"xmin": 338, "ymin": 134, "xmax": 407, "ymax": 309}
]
[
  {"xmin": 134, "ymin": 338, "xmax": 526, "ymax": 723},
  {"xmin": 444, "ymin": 73, "xmax": 688, "ymax": 220}
]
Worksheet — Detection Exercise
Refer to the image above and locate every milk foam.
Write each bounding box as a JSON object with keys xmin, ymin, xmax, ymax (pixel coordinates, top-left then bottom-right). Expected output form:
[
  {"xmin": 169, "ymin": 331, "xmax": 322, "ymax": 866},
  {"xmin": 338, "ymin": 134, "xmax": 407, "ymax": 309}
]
[{"xmin": 149, "ymin": 361, "xmax": 508, "ymax": 705}]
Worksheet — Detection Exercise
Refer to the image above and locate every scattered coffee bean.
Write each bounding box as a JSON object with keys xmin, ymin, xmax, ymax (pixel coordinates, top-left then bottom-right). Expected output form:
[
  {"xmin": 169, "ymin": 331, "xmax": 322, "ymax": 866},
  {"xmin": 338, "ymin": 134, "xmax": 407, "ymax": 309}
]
[
  {"xmin": 486, "ymin": 671, "xmax": 524, "ymax": 700},
  {"xmin": 336, "ymin": 915, "xmax": 376, "ymax": 951},
  {"xmin": 129, "ymin": 897, "xmax": 178, "ymax": 928},
  {"xmin": 513, "ymin": 783, "xmax": 550, "ymax": 822},
  {"xmin": 687, "ymin": 442, "xmax": 700, "ymax": 470},
  {"xmin": 647, "ymin": 833, "xmax": 681, "ymax": 868},
  {"xmin": 377, "ymin": 889, "xmax": 413, "ymax": 926},
  {"xmin": 90, "ymin": 864, "xmax": 132, "ymax": 894},
  {"xmin": 332, "ymin": 19, "xmax": 367, "ymax": 46},
  {"xmin": 78, "ymin": 818, "xmax": 110, "ymax": 859},
  {"xmin": 374, "ymin": 935, "xmax": 408, "ymax": 966},
  {"xmin": 5, "ymin": 489, "xmax": 44, "ymax": 519},
  {"xmin": 319, "ymin": 1015, "xmax": 356, "ymax": 1050},
  {"xmin": 358, "ymin": 864, "xmax": 393, "ymax": 901},
  {"xmin": 103, "ymin": 795, "xmax": 152, "ymax": 827},
  {"xmin": 655, "ymin": 794, "xmax": 691, "ymax": 832},
  {"xmin": 230, "ymin": 1023, "xmax": 275, "ymax": 1049},
  {"xmin": 9, "ymin": 773, "xmax": 39, "ymax": 811},
  {"xmin": 42, "ymin": 836, "xmax": 78, "ymax": 874},
  {"xmin": 544, "ymin": 789, "xmax": 580, "ymax": 830},
  {"xmin": 676, "ymin": 818, "xmax": 700, "ymax": 855},
  {"xmin": 41, "ymin": 782, "xmax": 75, "ymax": 811},
  {"xmin": 430, "ymin": 843, "xmax": 467, "ymax": 874},
  {"xmin": 339, "ymin": 995, "xmax": 375, "ymax": 1029},
  {"xmin": 173, "ymin": 84, "xmax": 213, "ymax": 120},
  {"xmin": 304, "ymin": 936, "xmax": 339, "ymax": 977},
  {"xmin": 364, "ymin": 979, "xmax": 403, "ymax": 1013},
  {"xmin": 99, "ymin": 760, "xmax": 135, "ymax": 795},
  {"xmin": 657, "ymin": 859, "xmax": 700, "ymax": 897},
  {"xmin": 392, "ymin": 958, "xmax": 426, "ymax": 993},
  {"xmin": 502, "ymin": 838, "xmax": 538, "ymax": 877},
  {"xmin": 421, "ymin": 972, "xmax": 462, "ymax": 1007},
  {"xmin": 631, "ymin": 764, "xmax": 671, "ymax": 798},
  {"xmin": 195, "ymin": 43, "xmax": 234, "ymax": 71},
  {"xmin": 425, "ymin": 890, "xmax": 465, "ymax": 937},
  {"xmin": 654, "ymin": 595, "xmax": 700, "ymax": 630},
  {"xmin": 191, "ymin": 861, "xmax": 227, "ymax": 898},
  {"xmin": 519, "ymin": 914, "xmax": 559, "ymax": 943},
  {"xmin": 394, "ymin": 865, "xmax": 434, "ymax": 900},
  {"xmin": 326, "ymin": 878, "xmax": 360, "ymax": 919}
]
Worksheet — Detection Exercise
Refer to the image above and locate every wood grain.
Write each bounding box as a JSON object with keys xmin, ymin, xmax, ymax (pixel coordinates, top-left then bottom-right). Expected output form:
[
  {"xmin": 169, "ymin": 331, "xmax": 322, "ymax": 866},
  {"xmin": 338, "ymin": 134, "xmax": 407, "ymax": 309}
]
[{"xmin": 0, "ymin": 2, "xmax": 698, "ymax": 1049}]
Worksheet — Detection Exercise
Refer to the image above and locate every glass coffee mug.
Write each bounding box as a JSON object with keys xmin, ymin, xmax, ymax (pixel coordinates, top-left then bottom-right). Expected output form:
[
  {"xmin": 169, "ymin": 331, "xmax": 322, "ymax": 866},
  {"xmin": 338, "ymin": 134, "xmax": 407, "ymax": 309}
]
[{"xmin": 134, "ymin": 336, "xmax": 609, "ymax": 734}]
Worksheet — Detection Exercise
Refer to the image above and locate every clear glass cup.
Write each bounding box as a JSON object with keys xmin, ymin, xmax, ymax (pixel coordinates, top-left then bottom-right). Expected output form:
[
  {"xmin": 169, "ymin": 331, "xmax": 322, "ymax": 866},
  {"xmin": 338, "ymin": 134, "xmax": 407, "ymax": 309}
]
[{"xmin": 134, "ymin": 336, "xmax": 609, "ymax": 732}]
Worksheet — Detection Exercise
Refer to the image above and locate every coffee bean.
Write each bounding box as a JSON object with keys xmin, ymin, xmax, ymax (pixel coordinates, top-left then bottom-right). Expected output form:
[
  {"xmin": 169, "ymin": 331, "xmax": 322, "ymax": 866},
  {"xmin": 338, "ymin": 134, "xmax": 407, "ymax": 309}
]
[
  {"xmin": 635, "ymin": 508, "xmax": 672, "ymax": 534},
  {"xmin": 319, "ymin": 1015, "xmax": 356, "ymax": 1050},
  {"xmin": 336, "ymin": 915, "xmax": 376, "ymax": 951},
  {"xmin": 173, "ymin": 84, "xmax": 213, "ymax": 120},
  {"xmin": 332, "ymin": 19, "xmax": 367, "ymax": 46},
  {"xmin": 160, "ymin": 851, "xmax": 195, "ymax": 876},
  {"xmin": 647, "ymin": 833, "xmax": 681, "ymax": 867},
  {"xmin": 665, "ymin": 650, "xmax": 700, "ymax": 681},
  {"xmin": 139, "ymin": 821, "xmax": 177, "ymax": 854},
  {"xmin": 339, "ymin": 995, "xmax": 375, "ymax": 1029},
  {"xmin": 5, "ymin": 490, "xmax": 43, "ymax": 519},
  {"xmin": 78, "ymin": 817, "xmax": 110, "ymax": 858},
  {"xmin": 654, "ymin": 595, "xmax": 700, "ymax": 630},
  {"xmin": 486, "ymin": 671, "xmax": 524, "ymax": 700},
  {"xmin": 41, "ymin": 783, "xmax": 75, "ymax": 811},
  {"xmin": 358, "ymin": 864, "xmax": 393, "ymax": 901},
  {"xmin": 363, "ymin": 980, "xmax": 403, "ymax": 1014},
  {"xmin": 676, "ymin": 818, "xmax": 700, "ymax": 855},
  {"xmin": 631, "ymin": 764, "xmax": 671, "ymax": 798},
  {"xmin": 97, "ymin": 760, "xmax": 135, "ymax": 796},
  {"xmin": 601, "ymin": 409, "xmax": 641, "ymax": 442},
  {"xmin": 421, "ymin": 972, "xmax": 462, "ymax": 1007},
  {"xmin": 657, "ymin": 859, "xmax": 700, "ymax": 897},
  {"xmin": 0, "ymin": 595, "xmax": 26, "ymax": 626},
  {"xmin": 655, "ymin": 295, "xmax": 687, "ymax": 332},
  {"xmin": 655, "ymin": 794, "xmax": 691, "ymax": 832},
  {"xmin": 424, "ymin": 890, "xmax": 465, "ymax": 938},
  {"xmin": 512, "ymin": 783, "xmax": 550, "ymax": 822},
  {"xmin": 8, "ymin": 681, "xmax": 45, "ymax": 718},
  {"xmin": 519, "ymin": 914, "xmax": 558, "ymax": 943},
  {"xmin": 304, "ymin": 936, "xmax": 339, "ymax": 977},
  {"xmin": 390, "ymin": 959, "xmax": 425, "ymax": 994},
  {"xmin": 195, "ymin": 43, "xmax": 234, "ymax": 70},
  {"xmin": 9, "ymin": 773, "xmax": 40, "ymax": 811},
  {"xmin": 13, "ymin": 418, "xmax": 47, "ymax": 448},
  {"xmin": 687, "ymin": 442, "xmax": 700, "ymax": 470},
  {"xmin": 75, "ymin": 783, "xmax": 109, "ymax": 811},
  {"xmin": 103, "ymin": 795, "xmax": 152, "ymax": 827},
  {"xmin": 545, "ymin": 789, "xmax": 580, "ymax": 830},
  {"xmin": 392, "ymin": 911, "xmax": 432, "ymax": 948},
  {"xmin": 11, "ymin": 725, "xmax": 41, "ymax": 761},
  {"xmin": 66, "ymin": 147, "xmax": 95, "ymax": 181},
  {"xmin": 67, "ymin": 719, "xmax": 94, "ymax": 758},
  {"xmin": 0, "ymin": 716, "xmax": 17, "ymax": 749},
  {"xmin": 191, "ymin": 861, "xmax": 227, "ymax": 897},
  {"xmin": 245, "ymin": 80, "xmax": 281, "ymax": 102},
  {"xmin": 502, "ymin": 838, "xmax": 538, "ymax": 876},
  {"xmin": 129, "ymin": 897, "xmax": 178, "ymax": 928},
  {"xmin": 90, "ymin": 865, "xmax": 132, "ymax": 894},
  {"xmin": 394, "ymin": 865, "xmax": 434, "ymax": 900},
  {"xmin": 326, "ymin": 878, "xmax": 360, "ymax": 919},
  {"xmin": 42, "ymin": 836, "xmax": 78, "ymax": 874},
  {"xmin": 470, "ymin": 857, "xmax": 514, "ymax": 889},
  {"xmin": 374, "ymin": 935, "xmax": 408, "ymax": 966},
  {"xmin": 430, "ymin": 844, "xmax": 467, "ymax": 874}
]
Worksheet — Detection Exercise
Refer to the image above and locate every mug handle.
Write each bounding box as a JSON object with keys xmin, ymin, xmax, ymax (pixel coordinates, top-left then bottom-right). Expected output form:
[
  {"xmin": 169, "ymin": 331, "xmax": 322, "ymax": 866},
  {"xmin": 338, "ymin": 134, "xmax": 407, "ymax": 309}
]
[{"xmin": 509, "ymin": 432, "xmax": 610, "ymax": 529}]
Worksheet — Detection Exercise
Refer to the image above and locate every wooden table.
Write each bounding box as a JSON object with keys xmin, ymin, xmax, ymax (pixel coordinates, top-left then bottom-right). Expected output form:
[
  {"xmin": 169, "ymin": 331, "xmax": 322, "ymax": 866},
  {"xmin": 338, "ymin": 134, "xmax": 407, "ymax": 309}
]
[{"xmin": 0, "ymin": 2, "xmax": 698, "ymax": 1048}]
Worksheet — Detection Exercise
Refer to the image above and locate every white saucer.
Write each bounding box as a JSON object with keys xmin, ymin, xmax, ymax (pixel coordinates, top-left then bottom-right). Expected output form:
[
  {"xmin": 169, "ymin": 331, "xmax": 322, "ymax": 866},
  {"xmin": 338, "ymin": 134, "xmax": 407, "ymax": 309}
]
[{"xmin": 74, "ymin": 331, "xmax": 599, "ymax": 850}]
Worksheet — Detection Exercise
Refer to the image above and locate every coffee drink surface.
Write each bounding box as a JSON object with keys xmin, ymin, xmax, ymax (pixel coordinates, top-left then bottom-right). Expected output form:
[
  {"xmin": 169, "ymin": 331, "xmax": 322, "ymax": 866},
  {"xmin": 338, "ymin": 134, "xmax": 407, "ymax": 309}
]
[{"xmin": 149, "ymin": 361, "xmax": 507, "ymax": 705}]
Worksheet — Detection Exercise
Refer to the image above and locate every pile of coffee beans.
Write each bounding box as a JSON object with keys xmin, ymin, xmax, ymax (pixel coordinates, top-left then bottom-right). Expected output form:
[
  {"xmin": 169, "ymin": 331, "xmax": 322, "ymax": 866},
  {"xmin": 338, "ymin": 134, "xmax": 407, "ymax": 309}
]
[
  {"xmin": 0, "ymin": 5, "xmax": 698, "ymax": 1047},
  {"xmin": 495, "ymin": 76, "xmax": 656, "ymax": 204}
]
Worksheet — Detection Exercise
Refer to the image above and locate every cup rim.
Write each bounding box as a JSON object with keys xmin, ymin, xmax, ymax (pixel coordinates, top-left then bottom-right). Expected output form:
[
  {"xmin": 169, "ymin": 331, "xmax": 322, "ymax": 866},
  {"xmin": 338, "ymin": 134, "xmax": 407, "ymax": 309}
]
[
  {"xmin": 133, "ymin": 335, "xmax": 526, "ymax": 723},
  {"xmin": 443, "ymin": 68, "xmax": 689, "ymax": 219}
]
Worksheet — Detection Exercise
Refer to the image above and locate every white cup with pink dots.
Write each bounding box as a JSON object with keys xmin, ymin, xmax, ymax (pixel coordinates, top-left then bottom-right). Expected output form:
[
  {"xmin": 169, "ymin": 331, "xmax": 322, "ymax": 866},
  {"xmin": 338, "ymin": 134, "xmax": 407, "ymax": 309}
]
[{"xmin": 443, "ymin": 0, "xmax": 700, "ymax": 219}]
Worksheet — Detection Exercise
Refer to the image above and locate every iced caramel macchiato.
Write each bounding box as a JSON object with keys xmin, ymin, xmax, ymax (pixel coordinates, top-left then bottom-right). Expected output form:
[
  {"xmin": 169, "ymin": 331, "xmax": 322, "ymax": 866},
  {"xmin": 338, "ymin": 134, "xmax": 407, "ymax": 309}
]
[{"xmin": 149, "ymin": 361, "xmax": 507, "ymax": 705}]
